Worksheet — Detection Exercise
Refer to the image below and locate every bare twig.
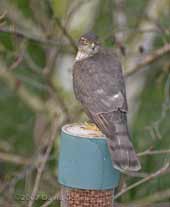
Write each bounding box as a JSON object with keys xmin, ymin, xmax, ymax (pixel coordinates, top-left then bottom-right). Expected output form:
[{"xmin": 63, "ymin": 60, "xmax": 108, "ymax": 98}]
[
  {"xmin": 113, "ymin": 0, "xmax": 128, "ymax": 42},
  {"xmin": 0, "ymin": 67, "xmax": 46, "ymax": 112},
  {"xmin": 0, "ymin": 26, "xmax": 60, "ymax": 46},
  {"xmin": 0, "ymin": 151, "xmax": 31, "ymax": 165},
  {"xmin": 24, "ymin": 52, "xmax": 43, "ymax": 75},
  {"xmin": 43, "ymin": 48, "xmax": 58, "ymax": 77},
  {"xmin": 141, "ymin": 73, "xmax": 170, "ymax": 144},
  {"xmin": 0, "ymin": 153, "xmax": 58, "ymax": 195},
  {"xmin": 0, "ymin": 164, "xmax": 35, "ymax": 193},
  {"xmin": 28, "ymin": 118, "xmax": 60, "ymax": 207},
  {"xmin": 53, "ymin": 16, "xmax": 77, "ymax": 51},
  {"xmin": 41, "ymin": 191, "xmax": 60, "ymax": 207},
  {"xmin": 114, "ymin": 202, "xmax": 170, "ymax": 207},
  {"xmin": 125, "ymin": 43, "xmax": 170, "ymax": 77},
  {"xmin": 135, "ymin": 189, "xmax": 170, "ymax": 205},
  {"xmin": 65, "ymin": 0, "xmax": 91, "ymax": 27},
  {"xmin": 114, "ymin": 162, "xmax": 169, "ymax": 199},
  {"xmin": 138, "ymin": 149, "xmax": 170, "ymax": 156},
  {"xmin": 9, "ymin": 38, "xmax": 27, "ymax": 70},
  {"xmin": 9, "ymin": 52, "xmax": 25, "ymax": 70},
  {"xmin": 15, "ymin": 74, "xmax": 48, "ymax": 91}
]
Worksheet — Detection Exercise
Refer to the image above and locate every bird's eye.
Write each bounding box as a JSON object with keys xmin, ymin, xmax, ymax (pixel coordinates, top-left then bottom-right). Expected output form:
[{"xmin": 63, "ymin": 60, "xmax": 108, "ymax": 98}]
[{"xmin": 91, "ymin": 42, "xmax": 95, "ymax": 49}]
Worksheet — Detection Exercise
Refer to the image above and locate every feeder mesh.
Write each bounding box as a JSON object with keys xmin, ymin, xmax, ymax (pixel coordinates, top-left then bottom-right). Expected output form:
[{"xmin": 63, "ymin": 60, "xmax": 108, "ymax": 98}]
[{"xmin": 60, "ymin": 186, "xmax": 114, "ymax": 207}]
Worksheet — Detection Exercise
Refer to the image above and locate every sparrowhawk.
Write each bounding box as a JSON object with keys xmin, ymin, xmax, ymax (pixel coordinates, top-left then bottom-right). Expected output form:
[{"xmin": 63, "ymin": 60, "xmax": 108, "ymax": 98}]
[{"xmin": 73, "ymin": 32, "xmax": 141, "ymax": 171}]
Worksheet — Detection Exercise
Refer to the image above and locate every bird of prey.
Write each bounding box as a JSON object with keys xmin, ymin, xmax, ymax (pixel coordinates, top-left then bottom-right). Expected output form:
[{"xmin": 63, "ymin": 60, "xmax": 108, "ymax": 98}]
[{"xmin": 73, "ymin": 32, "xmax": 141, "ymax": 171}]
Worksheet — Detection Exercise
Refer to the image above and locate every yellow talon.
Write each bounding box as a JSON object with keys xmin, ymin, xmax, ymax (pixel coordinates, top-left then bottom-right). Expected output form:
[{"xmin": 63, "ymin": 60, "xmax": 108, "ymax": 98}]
[{"xmin": 83, "ymin": 122, "xmax": 100, "ymax": 131}]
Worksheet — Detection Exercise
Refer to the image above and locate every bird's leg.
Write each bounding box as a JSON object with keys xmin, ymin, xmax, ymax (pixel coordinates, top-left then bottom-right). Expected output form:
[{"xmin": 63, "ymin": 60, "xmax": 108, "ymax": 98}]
[{"xmin": 83, "ymin": 122, "xmax": 100, "ymax": 131}]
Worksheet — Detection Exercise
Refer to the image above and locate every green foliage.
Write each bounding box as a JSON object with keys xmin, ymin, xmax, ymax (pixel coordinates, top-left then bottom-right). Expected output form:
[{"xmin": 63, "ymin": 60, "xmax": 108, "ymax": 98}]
[
  {"xmin": 51, "ymin": 0, "xmax": 69, "ymax": 17},
  {"xmin": 14, "ymin": 0, "xmax": 32, "ymax": 17},
  {"xmin": 94, "ymin": 1, "xmax": 113, "ymax": 38},
  {"xmin": 126, "ymin": 0, "xmax": 148, "ymax": 27},
  {"xmin": 0, "ymin": 33, "xmax": 14, "ymax": 50},
  {"xmin": 0, "ymin": 82, "xmax": 34, "ymax": 154},
  {"xmin": 27, "ymin": 41, "xmax": 46, "ymax": 68}
]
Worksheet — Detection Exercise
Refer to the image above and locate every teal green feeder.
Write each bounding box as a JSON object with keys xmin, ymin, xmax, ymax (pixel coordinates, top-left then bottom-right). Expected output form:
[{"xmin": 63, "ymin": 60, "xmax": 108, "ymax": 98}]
[{"xmin": 58, "ymin": 124, "xmax": 120, "ymax": 190}]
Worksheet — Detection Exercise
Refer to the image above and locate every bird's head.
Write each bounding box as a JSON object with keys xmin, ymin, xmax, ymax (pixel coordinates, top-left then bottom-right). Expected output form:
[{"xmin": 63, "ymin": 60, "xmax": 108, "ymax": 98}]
[{"xmin": 75, "ymin": 32, "xmax": 100, "ymax": 61}]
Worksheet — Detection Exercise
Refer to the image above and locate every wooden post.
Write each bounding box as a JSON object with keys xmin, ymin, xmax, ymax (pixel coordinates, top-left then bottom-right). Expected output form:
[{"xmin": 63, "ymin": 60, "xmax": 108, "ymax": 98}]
[{"xmin": 58, "ymin": 124, "xmax": 120, "ymax": 207}]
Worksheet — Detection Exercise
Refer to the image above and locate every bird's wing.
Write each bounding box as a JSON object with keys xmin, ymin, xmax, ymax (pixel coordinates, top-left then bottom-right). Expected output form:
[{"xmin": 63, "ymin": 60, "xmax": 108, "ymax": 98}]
[{"xmin": 73, "ymin": 53, "xmax": 128, "ymax": 114}]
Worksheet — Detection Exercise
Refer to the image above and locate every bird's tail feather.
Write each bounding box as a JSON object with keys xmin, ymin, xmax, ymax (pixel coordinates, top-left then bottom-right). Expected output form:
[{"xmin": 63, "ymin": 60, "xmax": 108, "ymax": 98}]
[{"xmin": 107, "ymin": 121, "xmax": 141, "ymax": 172}]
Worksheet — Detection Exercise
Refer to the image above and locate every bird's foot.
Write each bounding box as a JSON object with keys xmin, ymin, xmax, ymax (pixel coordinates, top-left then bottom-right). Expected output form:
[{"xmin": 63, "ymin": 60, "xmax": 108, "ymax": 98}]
[{"xmin": 83, "ymin": 122, "xmax": 100, "ymax": 131}]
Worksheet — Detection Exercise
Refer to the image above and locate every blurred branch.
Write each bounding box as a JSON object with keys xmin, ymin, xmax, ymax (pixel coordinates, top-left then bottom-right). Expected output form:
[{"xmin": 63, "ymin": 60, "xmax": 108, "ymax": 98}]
[
  {"xmin": 141, "ymin": 73, "xmax": 170, "ymax": 143},
  {"xmin": 0, "ymin": 154, "xmax": 58, "ymax": 194},
  {"xmin": 24, "ymin": 52, "xmax": 43, "ymax": 75},
  {"xmin": 114, "ymin": 162, "xmax": 169, "ymax": 199},
  {"xmin": 125, "ymin": 43, "xmax": 170, "ymax": 77},
  {"xmin": 138, "ymin": 149, "xmax": 170, "ymax": 156},
  {"xmin": 41, "ymin": 191, "xmax": 60, "ymax": 207},
  {"xmin": 0, "ymin": 67, "xmax": 46, "ymax": 112},
  {"xmin": 0, "ymin": 151, "xmax": 31, "ymax": 165},
  {"xmin": 53, "ymin": 16, "xmax": 77, "ymax": 51},
  {"xmin": 135, "ymin": 189, "xmax": 170, "ymax": 205},
  {"xmin": 0, "ymin": 164, "xmax": 35, "ymax": 193},
  {"xmin": 43, "ymin": 47, "xmax": 58, "ymax": 77},
  {"xmin": 149, "ymin": 73, "xmax": 170, "ymax": 138},
  {"xmin": 123, "ymin": 0, "xmax": 170, "ymax": 71},
  {"xmin": 114, "ymin": 203, "xmax": 170, "ymax": 207},
  {"xmin": 15, "ymin": 74, "xmax": 48, "ymax": 92},
  {"xmin": 0, "ymin": 0, "xmax": 44, "ymax": 38},
  {"xmin": 113, "ymin": 0, "xmax": 128, "ymax": 42},
  {"xmin": 28, "ymin": 118, "xmax": 61, "ymax": 207},
  {"xmin": 66, "ymin": 0, "xmax": 91, "ymax": 26},
  {"xmin": 0, "ymin": 26, "xmax": 60, "ymax": 46},
  {"xmin": 29, "ymin": 1, "xmax": 52, "ymax": 32},
  {"xmin": 0, "ymin": 61, "xmax": 66, "ymax": 119}
]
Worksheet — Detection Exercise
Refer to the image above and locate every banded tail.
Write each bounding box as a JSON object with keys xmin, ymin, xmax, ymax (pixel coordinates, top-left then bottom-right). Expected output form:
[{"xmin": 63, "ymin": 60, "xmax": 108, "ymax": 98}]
[{"xmin": 107, "ymin": 116, "xmax": 141, "ymax": 172}]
